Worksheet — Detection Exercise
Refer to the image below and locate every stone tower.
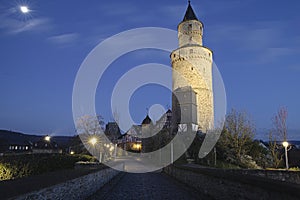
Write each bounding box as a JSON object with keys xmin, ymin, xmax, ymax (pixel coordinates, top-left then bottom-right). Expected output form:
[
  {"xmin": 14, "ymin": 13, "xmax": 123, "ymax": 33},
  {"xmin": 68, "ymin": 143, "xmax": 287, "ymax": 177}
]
[{"xmin": 171, "ymin": 1, "xmax": 214, "ymax": 133}]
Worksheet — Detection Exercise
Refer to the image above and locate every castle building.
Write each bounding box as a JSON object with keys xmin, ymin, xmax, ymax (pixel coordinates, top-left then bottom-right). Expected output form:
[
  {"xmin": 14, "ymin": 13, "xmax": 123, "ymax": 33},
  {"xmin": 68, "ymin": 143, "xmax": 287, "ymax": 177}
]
[{"xmin": 171, "ymin": 1, "xmax": 214, "ymax": 133}]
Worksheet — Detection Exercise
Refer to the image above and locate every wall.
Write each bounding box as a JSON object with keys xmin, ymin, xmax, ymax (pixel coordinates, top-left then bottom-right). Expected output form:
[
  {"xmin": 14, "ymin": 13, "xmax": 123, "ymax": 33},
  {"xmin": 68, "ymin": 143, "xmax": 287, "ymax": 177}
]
[
  {"xmin": 164, "ymin": 165, "xmax": 300, "ymax": 200},
  {"xmin": 13, "ymin": 166, "xmax": 121, "ymax": 200}
]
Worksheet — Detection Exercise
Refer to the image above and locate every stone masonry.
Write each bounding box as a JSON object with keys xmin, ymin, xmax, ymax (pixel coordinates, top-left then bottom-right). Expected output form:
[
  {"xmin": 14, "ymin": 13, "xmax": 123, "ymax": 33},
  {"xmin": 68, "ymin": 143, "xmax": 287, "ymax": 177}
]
[{"xmin": 171, "ymin": 2, "xmax": 214, "ymax": 132}]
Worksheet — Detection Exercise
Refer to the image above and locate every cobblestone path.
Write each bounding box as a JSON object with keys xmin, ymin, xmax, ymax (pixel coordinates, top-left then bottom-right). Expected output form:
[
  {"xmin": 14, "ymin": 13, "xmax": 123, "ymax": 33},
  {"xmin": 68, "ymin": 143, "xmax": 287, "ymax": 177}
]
[{"xmin": 88, "ymin": 172, "xmax": 211, "ymax": 200}]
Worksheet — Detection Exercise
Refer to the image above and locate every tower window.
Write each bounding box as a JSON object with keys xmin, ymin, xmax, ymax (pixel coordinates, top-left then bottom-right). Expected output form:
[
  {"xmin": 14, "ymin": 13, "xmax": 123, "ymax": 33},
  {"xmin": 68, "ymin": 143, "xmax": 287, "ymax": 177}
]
[
  {"xmin": 190, "ymin": 49, "xmax": 193, "ymax": 54},
  {"xmin": 188, "ymin": 24, "xmax": 192, "ymax": 31}
]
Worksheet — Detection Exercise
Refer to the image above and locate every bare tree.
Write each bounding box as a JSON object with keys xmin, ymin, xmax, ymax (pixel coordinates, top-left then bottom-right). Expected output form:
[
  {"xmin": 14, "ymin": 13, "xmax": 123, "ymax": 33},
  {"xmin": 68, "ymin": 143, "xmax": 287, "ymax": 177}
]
[
  {"xmin": 268, "ymin": 107, "xmax": 288, "ymax": 168},
  {"xmin": 76, "ymin": 115, "xmax": 105, "ymax": 136},
  {"xmin": 268, "ymin": 131, "xmax": 283, "ymax": 168},
  {"xmin": 223, "ymin": 109, "xmax": 255, "ymax": 160},
  {"xmin": 273, "ymin": 107, "xmax": 288, "ymax": 141},
  {"xmin": 112, "ymin": 109, "xmax": 120, "ymax": 125},
  {"xmin": 76, "ymin": 115, "xmax": 107, "ymax": 157}
]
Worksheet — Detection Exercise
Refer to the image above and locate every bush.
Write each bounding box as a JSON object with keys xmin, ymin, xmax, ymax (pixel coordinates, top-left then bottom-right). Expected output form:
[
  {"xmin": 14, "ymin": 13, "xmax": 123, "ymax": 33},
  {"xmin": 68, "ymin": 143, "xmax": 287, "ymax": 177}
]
[
  {"xmin": 0, "ymin": 163, "xmax": 14, "ymax": 180},
  {"xmin": 289, "ymin": 167, "xmax": 300, "ymax": 171},
  {"xmin": 0, "ymin": 154, "xmax": 95, "ymax": 181}
]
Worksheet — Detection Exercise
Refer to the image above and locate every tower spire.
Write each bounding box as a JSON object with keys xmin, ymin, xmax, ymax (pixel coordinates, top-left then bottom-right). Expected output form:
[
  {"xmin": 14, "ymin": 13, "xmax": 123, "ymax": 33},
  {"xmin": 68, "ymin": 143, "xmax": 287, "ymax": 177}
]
[{"xmin": 183, "ymin": 1, "xmax": 198, "ymax": 21}]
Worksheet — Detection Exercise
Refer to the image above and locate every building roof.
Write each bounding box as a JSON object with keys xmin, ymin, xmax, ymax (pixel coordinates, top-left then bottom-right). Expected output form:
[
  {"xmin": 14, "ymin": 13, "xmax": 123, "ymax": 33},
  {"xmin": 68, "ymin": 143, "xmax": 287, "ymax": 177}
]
[
  {"xmin": 142, "ymin": 115, "xmax": 152, "ymax": 125},
  {"xmin": 166, "ymin": 109, "xmax": 172, "ymax": 114},
  {"xmin": 183, "ymin": 1, "xmax": 198, "ymax": 21}
]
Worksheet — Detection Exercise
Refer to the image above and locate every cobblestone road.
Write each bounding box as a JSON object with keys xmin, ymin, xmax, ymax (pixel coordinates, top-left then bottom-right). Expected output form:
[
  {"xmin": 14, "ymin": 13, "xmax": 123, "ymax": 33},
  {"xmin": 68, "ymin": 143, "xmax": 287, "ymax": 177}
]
[{"xmin": 88, "ymin": 172, "xmax": 211, "ymax": 200}]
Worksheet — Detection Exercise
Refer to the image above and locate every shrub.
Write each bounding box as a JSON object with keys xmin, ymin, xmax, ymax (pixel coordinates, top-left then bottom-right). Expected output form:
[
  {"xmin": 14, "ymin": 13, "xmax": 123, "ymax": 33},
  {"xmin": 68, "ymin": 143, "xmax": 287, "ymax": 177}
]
[{"xmin": 0, "ymin": 154, "xmax": 95, "ymax": 181}]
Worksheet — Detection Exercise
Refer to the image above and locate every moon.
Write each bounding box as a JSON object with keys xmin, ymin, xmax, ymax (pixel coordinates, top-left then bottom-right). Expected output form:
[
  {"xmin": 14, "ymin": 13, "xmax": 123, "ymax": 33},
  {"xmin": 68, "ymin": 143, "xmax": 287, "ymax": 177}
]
[{"xmin": 20, "ymin": 6, "xmax": 30, "ymax": 14}]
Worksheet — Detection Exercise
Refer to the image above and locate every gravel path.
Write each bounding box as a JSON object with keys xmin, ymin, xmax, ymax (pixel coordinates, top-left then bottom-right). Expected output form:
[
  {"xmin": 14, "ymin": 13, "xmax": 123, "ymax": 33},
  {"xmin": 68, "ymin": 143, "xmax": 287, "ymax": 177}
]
[{"xmin": 88, "ymin": 172, "xmax": 211, "ymax": 200}]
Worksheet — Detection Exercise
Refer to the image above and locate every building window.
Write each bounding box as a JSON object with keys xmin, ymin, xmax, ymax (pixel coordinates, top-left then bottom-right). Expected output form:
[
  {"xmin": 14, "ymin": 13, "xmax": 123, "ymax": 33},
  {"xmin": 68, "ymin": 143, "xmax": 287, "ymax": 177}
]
[
  {"xmin": 190, "ymin": 49, "xmax": 193, "ymax": 54},
  {"xmin": 25, "ymin": 146, "xmax": 28, "ymax": 150},
  {"xmin": 188, "ymin": 24, "xmax": 192, "ymax": 31}
]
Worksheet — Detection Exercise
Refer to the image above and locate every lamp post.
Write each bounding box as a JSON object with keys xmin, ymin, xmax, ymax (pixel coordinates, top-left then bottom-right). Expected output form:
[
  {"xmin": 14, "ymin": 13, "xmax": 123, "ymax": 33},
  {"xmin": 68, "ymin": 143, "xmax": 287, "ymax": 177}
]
[
  {"xmin": 114, "ymin": 143, "xmax": 117, "ymax": 159},
  {"xmin": 282, "ymin": 141, "xmax": 289, "ymax": 170},
  {"xmin": 89, "ymin": 137, "xmax": 97, "ymax": 158},
  {"xmin": 171, "ymin": 142, "xmax": 174, "ymax": 163}
]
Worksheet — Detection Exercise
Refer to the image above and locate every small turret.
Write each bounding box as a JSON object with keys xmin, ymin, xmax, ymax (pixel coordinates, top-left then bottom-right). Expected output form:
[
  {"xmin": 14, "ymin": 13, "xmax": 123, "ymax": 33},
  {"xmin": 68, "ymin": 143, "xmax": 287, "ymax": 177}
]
[{"xmin": 178, "ymin": 1, "xmax": 203, "ymax": 47}]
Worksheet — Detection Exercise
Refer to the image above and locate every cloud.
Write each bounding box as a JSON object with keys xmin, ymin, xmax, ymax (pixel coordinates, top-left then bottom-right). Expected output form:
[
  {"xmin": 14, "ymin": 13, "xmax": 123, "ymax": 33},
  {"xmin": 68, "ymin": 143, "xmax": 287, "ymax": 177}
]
[
  {"xmin": 208, "ymin": 20, "xmax": 299, "ymax": 65},
  {"xmin": 97, "ymin": 3, "xmax": 137, "ymax": 16},
  {"xmin": 259, "ymin": 47, "xmax": 295, "ymax": 64},
  {"xmin": 0, "ymin": 12, "xmax": 52, "ymax": 35},
  {"xmin": 158, "ymin": 5, "xmax": 186, "ymax": 19},
  {"xmin": 47, "ymin": 33, "xmax": 79, "ymax": 46},
  {"xmin": 288, "ymin": 65, "xmax": 300, "ymax": 72}
]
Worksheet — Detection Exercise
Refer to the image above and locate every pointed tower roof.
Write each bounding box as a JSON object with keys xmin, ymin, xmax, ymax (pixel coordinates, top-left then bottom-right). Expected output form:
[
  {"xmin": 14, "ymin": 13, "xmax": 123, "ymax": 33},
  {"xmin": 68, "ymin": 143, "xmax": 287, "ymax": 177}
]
[
  {"xmin": 142, "ymin": 115, "xmax": 152, "ymax": 125},
  {"xmin": 183, "ymin": 1, "xmax": 198, "ymax": 21}
]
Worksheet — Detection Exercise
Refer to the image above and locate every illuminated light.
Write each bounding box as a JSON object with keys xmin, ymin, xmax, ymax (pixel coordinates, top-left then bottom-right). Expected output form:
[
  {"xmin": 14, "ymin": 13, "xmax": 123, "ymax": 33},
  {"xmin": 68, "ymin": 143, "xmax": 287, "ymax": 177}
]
[
  {"xmin": 45, "ymin": 136, "xmax": 51, "ymax": 142},
  {"xmin": 70, "ymin": 151, "xmax": 75, "ymax": 155},
  {"xmin": 132, "ymin": 143, "xmax": 142, "ymax": 151},
  {"xmin": 20, "ymin": 6, "xmax": 30, "ymax": 14},
  {"xmin": 89, "ymin": 137, "xmax": 97, "ymax": 146},
  {"xmin": 282, "ymin": 141, "xmax": 289, "ymax": 148}
]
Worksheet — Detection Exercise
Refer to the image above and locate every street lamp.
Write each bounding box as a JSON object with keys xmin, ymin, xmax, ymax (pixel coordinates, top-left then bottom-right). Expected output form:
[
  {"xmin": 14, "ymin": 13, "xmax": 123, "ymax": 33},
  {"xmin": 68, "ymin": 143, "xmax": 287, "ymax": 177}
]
[
  {"xmin": 44, "ymin": 135, "xmax": 51, "ymax": 142},
  {"xmin": 282, "ymin": 141, "xmax": 289, "ymax": 170},
  {"xmin": 20, "ymin": 6, "xmax": 30, "ymax": 14},
  {"xmin": 89, "ymin": 137, "xmax": 97, "ymax": 146}
]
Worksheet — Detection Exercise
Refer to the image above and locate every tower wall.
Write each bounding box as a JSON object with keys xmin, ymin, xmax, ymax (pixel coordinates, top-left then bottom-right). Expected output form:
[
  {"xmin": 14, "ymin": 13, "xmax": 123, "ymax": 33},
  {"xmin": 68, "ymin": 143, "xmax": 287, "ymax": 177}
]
[
  {"xmin": 178, "ymin": 20, "xmax": 203, "ymax": 47},
  {"xmin": 171, "ymin": 40, "xmax": 214, "ymax": 132}
]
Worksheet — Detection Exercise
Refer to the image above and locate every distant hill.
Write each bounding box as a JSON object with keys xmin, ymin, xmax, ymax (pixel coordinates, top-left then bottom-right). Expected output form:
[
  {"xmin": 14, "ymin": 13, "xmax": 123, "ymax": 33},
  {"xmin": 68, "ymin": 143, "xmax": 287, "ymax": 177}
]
[
  {"xmin": 256, "ymin": 128, "xmax": 300, "ymax": 141},
  {"xmin": 0, "ymin": 130, "xmax": 73, "ymax": 147}
]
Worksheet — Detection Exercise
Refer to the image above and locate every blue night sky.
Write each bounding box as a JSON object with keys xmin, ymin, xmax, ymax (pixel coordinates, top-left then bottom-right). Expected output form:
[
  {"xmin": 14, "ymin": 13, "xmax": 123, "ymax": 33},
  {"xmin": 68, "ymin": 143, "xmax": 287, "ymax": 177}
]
[{"xmin": 0, "ymin": 0, "xmax": 299, "ymax": 140}]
